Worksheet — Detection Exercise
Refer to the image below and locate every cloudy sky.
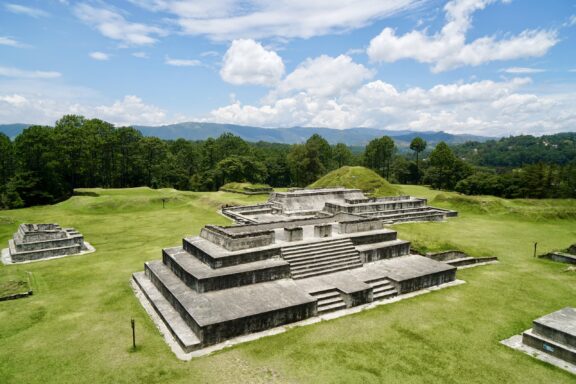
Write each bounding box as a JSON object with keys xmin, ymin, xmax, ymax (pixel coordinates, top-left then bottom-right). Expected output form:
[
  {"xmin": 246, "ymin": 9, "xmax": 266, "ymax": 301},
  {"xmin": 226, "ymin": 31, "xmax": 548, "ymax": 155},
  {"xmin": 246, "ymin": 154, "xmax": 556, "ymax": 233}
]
[{"xmin": 0, "ymin": 0, "xmax": 575, "ymax": 136}]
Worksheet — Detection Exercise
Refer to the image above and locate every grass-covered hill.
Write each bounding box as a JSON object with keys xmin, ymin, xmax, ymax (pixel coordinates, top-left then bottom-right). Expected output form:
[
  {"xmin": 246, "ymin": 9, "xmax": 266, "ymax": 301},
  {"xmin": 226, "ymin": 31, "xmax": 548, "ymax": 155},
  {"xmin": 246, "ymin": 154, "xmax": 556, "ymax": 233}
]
[
  {"xmin": 0, "ymin": 187, "xmax": 575, "ymax": 383},
  {"xmin": 308, "ymin": 166, "xmax": 400, "ymax": 196},
  {"xmin": 219, "ymin": 182, "xmax": 272, "ymax": 194}
]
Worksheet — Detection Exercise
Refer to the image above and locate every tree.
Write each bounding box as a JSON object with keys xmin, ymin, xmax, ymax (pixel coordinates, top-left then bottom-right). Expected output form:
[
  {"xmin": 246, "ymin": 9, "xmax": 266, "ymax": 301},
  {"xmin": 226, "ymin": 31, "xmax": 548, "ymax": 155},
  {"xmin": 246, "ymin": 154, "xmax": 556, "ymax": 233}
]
[
  {"xmin": 409, "ymin": 137, "xmax": 427, "ymax": 183},
  {"xmin": 333, "ymin": 143, "xmax": 353, "ymax": 168},
  {"xmin": 306, "ymin": 134, "xmax": 335, "ymax": 171},
  {"xmin": 0, "ymin": 133, "xmax": 15, "ymax": 189},
  {"xmin": 424, "ymin": 142, "xmax": 472, "ymax": 190},
  {"xmin": 364, "ymin": 136, "xmax": 395, "ymax": 179},
  {"xmin": 138, "ymin": 137, "xmax": 168, "ymax": 188},
  {"xmin": 214, "ymin": 155, "xmax": 267, "ymax": 186}
]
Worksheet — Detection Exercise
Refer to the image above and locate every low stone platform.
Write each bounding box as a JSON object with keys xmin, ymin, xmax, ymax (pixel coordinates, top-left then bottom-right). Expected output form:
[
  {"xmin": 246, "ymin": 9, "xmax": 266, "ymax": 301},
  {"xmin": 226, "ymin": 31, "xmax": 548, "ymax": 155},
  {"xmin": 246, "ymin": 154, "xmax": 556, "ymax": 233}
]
[
  {"xmin": 502, "ymin": 307, "xmax": 576, "ymax": 374},
  {"xmin": 222, "ymin": 188, "xmax": 457, "ymax": 225},
  {"xmin": 540, "ymin": 252, "xmax": 576, "ymax": 264},
  {"xmin": 423, "ymin": 250, "xmax": 499, "ymax": 269},
  {"xmin": 2, "ymin": 223, "xmax": 94, "ymax": 264}
]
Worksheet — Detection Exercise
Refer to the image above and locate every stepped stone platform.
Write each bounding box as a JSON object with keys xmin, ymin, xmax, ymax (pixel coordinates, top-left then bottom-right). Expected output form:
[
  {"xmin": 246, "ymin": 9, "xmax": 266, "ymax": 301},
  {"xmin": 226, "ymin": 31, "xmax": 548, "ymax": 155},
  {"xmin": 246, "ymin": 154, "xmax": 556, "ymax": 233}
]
[
  {"xmin": 133, "ymin": 190, "xmax": 464, "ymax": 354},
  {"xmin": 2, "ymin": 224, "xmax": 94, "ymax": 264},
  {"xmin": 540, "ymin": 244, "xmax": 576, "ymax": 264},
  {"xmin": 502, "ymin": 308, "xmax": 576, "ymax": 374},
  {"xmin": 222, "ymin": 188, "xmax": 457, "ymax": 224}
]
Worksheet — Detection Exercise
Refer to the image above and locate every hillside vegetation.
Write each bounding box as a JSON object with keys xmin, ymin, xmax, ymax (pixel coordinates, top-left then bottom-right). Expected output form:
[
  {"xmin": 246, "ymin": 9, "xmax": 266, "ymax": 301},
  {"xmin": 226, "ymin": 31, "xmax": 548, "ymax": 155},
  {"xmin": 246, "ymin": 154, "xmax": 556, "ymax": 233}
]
[
  {"xmin": 0, "ymin": 187, "xmax": 575, "ymax": 383},
  {"xmin": 308, "ymin": 166, "xmax": 400, "ymax": 196}
]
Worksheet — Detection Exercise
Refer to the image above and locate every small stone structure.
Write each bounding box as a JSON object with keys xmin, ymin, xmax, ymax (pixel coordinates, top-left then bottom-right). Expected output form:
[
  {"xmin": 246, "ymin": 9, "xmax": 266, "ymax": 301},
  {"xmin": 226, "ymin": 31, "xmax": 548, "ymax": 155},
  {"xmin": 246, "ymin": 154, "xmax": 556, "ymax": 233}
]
[
  {"xmin": 133, "ymin": 189, "xmax": 465, "ymax": 354},
  {"xmin": 540, "ymin": 244, "xmax": 576, "ymax": 264},
  {"xmin": 502, "ymin": 308, "xmax": 576, "ymax": 374},
  {"xmin": 423, "ymin": 250, "xmax": 498, "ymax": 268},
  {"xmin": 3, "ymin": 223, "xmax": 92, "ymax": 264},
  {"xmin": 222, "ymin": 188, "xmax": 457, "ymax": 224}
]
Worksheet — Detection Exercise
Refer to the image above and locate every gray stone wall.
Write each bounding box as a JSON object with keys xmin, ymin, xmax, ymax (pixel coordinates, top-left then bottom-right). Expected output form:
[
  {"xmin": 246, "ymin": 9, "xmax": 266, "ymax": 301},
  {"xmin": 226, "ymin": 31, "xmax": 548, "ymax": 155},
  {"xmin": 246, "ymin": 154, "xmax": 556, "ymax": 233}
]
[
  {"xmin": 200, "ymin": 226, "xmax": 275, "ymax": 251},
  {"xmin": 358, "ymin": 242, "xmax": 410, "ymax": 263},
  {"xmin": 394, "ymin": 269, "xmax": 456, "ymax": 294},
  {"xmin": 339, "ymin": 218, "xmax": 383, "ymax": 234},
  {"xmin": 314, "ymin": 224, "xmax": 333, "ymax": 238},
  {"xmin": 284, "ymin": 227, "xmax": 303, "ymax": 242}
]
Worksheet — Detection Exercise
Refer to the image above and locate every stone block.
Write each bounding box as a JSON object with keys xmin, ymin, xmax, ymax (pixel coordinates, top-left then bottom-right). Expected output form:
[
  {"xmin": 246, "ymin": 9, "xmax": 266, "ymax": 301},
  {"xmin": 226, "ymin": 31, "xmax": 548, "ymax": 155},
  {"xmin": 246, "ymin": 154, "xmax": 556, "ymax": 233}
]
[
  {"xmin": 314, "ymin": 224, "xmax": 332, "ymax": 238},
  {"xmin": 284, "ymin": 226, "xmax": 303, "ymax": 242}
]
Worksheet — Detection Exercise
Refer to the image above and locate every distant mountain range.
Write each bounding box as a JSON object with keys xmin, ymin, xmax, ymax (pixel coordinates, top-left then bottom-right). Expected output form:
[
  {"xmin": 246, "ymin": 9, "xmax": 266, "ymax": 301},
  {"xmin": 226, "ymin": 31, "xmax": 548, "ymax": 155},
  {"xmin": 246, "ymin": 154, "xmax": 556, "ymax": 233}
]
[{"xmin": 0, "ymin": 122, "xmax": 492, "ymax": 147}]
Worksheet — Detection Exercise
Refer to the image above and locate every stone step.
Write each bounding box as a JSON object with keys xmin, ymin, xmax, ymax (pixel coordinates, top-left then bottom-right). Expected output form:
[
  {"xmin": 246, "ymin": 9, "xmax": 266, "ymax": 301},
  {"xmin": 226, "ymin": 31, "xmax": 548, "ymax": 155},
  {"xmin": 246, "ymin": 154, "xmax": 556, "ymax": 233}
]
[
  {"xmin": 282, "ymin": 238, "xmax": 350, "ymax": 251},
  {"xmin": 132, "ymin": 272, "xmax": 202, "ymax": 352},
  {"xmin": 291, "ymin": 259, "xmax": 362, "ymax": 275},
  {"xmin": 373, "ymin": 288, "xmax": 398, "ymax": 300},
  {"xmin": 318, "ymin": 301, "xmax": 347, "ymax": 313},
  {"xmin": 290, "ymin": 254, "xmax": 362, "ymax": 271},
  {"xmin": 282, "ymin": 240, "xmax": 352, "ymax": 256},
  {"xmin": 287, "ymin": 250, "xmax": 359, "ymax": 265},
  {"xmin": 309, "ymin": 289, "xmax": 340, "ymax": 300},
  {"xmin": 310, "ymin": 289, "xmax": 347, "ymax": 314},
  {"xmin": 283, "ymin": 245, "xmax": 356, "ymax": 261},
  {"xmin": 282, "ymin": 243, "xmax": 354, "ymax": 258},
  {"xmin": 292, "ymin": 262, "xmax": 363, "ymax": 280},
  {"xmin": 317, "ymin": 296, "xmax": 343, "ymax": 307},
  {"xmin": 365, "ymin": 277, "xmax": 398, "ymax": 300},
  {"xmin": 373, "ymin": 283, "xmax": 394, "ymax": 294}
]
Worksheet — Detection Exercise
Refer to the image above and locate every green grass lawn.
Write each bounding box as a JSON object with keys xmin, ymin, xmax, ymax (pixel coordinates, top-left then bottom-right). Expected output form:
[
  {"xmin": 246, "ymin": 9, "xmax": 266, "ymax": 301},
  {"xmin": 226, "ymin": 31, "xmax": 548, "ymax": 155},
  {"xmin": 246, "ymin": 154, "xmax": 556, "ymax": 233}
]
[{"xmin": 0, "ymin": 186, "xmax": 575, "ymax": 383}]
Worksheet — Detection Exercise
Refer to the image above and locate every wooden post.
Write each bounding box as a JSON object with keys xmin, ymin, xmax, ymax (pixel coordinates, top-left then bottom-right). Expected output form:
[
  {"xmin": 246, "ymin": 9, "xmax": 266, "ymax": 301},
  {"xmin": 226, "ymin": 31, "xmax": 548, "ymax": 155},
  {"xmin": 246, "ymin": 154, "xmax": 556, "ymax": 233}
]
[
  {"xmin": 533, "ymin": 242, "xmax": 538, "ymax": 258},
  {"xmin": 131, "ymin": 318, "xmax": 136, "ymax": 350}
]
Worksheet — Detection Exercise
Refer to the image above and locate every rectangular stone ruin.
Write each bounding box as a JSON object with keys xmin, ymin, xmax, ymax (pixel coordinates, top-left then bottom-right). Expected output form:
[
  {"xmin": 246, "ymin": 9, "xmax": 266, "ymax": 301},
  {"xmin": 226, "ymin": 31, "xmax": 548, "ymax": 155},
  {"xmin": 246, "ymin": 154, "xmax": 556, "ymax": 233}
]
[
  {"xmin": 3, "ymin": 223, "xmax": 93, "ymax": 264},
  {"xmin": 502, "ymin": 308, "xmax": 576, "ymax": 374},
  {"xmin": 133, "ymin": 208, "xmax": 460, "ymax": 354},
  {"xmin": 221, "ymin": 188, "xmax": 458, "ymax": 224},
  {"xmin": 540, "ymin": 244, "xmax": 576, "ymax": 264},
  {"xmin": 423, "ymin": 250, "xmax": 498, "ymax": 268}
]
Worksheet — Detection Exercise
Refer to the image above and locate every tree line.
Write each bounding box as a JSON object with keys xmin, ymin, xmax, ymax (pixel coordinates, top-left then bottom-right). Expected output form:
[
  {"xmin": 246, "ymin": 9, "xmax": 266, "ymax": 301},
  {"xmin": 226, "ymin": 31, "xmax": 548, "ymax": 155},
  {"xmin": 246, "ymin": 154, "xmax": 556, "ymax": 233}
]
[{"xmin": 1, "ymin": 114, "xmax": 575, "ymax": 209}]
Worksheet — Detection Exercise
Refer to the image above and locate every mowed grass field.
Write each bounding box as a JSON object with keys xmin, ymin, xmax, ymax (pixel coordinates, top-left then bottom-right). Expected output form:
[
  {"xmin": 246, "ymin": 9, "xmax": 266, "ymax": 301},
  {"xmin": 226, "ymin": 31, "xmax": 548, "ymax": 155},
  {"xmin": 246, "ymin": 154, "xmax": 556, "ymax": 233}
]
[{"xmin": 0, "ymin": 186, "xmax": 575, "ymax": 384}]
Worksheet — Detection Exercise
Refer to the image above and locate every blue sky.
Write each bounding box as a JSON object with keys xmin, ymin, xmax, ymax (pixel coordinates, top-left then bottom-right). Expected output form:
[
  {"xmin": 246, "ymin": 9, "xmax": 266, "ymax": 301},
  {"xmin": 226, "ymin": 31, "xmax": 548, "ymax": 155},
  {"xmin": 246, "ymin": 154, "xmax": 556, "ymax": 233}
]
[{"xmin": 0, "ymin": 0, "xmax": 575, "ymax": 136}]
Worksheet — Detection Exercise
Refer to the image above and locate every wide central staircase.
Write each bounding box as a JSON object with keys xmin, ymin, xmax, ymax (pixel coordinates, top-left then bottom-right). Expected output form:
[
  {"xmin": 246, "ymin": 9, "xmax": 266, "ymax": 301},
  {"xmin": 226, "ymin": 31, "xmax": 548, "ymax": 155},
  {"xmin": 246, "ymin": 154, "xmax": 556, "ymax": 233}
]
[{"xmin": 281, "ymin": 238, "xmax": 363, "ymax": 279}]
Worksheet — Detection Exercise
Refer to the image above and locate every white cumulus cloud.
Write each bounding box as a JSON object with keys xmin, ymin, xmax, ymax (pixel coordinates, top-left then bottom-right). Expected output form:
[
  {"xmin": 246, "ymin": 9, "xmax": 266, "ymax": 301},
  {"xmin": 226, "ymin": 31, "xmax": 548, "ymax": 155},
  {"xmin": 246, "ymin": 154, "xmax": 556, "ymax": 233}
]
[
  {"xmin": 0, "ymin": 94, "xmax": 28, "ymax": 107},
  {"xmin": 128, "ymin": 0, "xmax": 420, "ymax": 40},
  {"xmin": 0, "ymin": 36, "xmax": 24, "ymax": 47},
  {"xmin": 367, "ymin": 0, "xmax": 558, "ymax": 72},
  {"xmin": 208, "ymin": 72, "xmax": 575, "ymax": 136},
  {"xmin": 0, "ymin": 66, "xmax": 61, "ymax": 79},
  {"xmin": 89, "ymin": 51, "xmax": 110, "ymax": 61},
  {"xmin": 502, "ymin": 67, "xmax": 546, "ymax": 74},
  {"xmin": 165, "ymin": 57, "xmax": 201, "ymax": 67},
  {"xmin": 5, "ymin": 3, "xmax": 49, "ymax": 18},
  {"xmin": 220, "ymin": 39, "xmax": 285, "ymax": 86},
  {"xmin": 277, "ymin": 55, "xmax": 374, "ymax": 97},
  {"xmin": 74, "ymin": 3, "xmax": 167, "ymax": 46}
]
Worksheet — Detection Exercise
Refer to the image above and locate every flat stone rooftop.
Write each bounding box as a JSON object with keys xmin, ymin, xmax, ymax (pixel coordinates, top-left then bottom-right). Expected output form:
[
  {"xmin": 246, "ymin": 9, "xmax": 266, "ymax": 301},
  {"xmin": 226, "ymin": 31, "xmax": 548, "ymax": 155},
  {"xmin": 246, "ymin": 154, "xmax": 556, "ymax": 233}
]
[
  {"xmin": 535, "ymin": 307, "xmax": 576, "ymax": 337},
  {"xmin": 146, "ymin": 261, "xmax": 314, "ymax": 327}
]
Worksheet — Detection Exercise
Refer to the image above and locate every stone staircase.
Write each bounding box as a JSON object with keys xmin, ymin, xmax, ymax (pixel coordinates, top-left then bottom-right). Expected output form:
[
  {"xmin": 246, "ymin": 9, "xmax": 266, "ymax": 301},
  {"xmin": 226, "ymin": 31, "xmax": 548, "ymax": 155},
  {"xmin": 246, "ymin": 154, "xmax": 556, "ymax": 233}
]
[
  {"xmin": 366, "ymin": 277, "xmax": 398, "ymax": 300},
  {"xmin": 282, "ymin": 238, "xmax": 363, "ymax": 279},
  {"xmin": 310, "ymin": 288, "xmax": 347, "ymax": 314}
]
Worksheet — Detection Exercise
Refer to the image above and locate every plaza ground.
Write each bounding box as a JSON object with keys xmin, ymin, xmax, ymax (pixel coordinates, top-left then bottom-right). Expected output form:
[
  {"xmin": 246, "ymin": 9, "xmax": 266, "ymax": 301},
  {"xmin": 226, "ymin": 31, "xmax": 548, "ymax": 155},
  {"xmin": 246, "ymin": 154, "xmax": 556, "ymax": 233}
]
[{"xmin": 0, "ymin": 186, "xmax": 575, "ymax": 383}]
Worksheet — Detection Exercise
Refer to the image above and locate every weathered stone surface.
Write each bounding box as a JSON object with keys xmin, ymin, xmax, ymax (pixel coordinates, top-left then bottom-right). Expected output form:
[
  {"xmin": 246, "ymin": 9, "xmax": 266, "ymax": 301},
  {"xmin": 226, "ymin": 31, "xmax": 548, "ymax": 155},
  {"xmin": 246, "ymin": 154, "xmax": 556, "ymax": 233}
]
[
  {"xmin": 133, "ymin": 188, "xmax": 463, "ymax": 353},
  {"xmin": 5, "ymin": 223, "xmax": 90, "ymax": 263}
]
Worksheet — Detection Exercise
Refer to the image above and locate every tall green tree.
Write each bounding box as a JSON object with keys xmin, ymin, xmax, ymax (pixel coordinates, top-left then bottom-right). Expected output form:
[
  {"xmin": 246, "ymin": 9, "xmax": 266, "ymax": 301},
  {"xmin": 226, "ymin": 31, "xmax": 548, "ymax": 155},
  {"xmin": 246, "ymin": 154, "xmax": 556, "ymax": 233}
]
[
  {"xmin": 364, "ymin": 136, "xmax": 395, "ymax": 179},
  {"xmin": 333, "ymin": 143, "xmax": 353, "ymax": 168},
  {"xmin": 409, "ymin": 137, "xmax": 427, "ymax": 183},
  {"xmin": 424, "ymin": 142, "xmax": 472, "ymax": 190}
]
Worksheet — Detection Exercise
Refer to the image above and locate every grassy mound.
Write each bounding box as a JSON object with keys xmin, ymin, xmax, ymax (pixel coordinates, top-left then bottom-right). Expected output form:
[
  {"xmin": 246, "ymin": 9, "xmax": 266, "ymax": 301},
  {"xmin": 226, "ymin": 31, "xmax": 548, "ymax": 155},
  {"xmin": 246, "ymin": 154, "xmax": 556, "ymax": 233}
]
[
  {"xmin": 219, "ymin": 182, "xmax": 272, "ymax": 195},
  {"xmin": 308, "ymin": 166, "xmax": 400, "ymax": 196}
]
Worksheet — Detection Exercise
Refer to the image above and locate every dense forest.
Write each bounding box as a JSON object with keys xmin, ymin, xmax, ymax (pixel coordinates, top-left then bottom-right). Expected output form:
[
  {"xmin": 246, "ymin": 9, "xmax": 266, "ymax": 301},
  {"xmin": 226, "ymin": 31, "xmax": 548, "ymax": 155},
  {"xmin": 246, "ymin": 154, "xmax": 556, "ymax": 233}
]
[{"xmin": 0, "ymin": 115, "xmax": 575, "ymax": 209}]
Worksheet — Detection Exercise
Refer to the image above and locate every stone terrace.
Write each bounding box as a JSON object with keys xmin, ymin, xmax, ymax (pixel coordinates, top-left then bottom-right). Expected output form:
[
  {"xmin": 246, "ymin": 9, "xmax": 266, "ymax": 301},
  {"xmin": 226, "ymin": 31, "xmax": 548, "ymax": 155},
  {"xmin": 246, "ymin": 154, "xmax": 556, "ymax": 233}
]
[
  {"xmin": 133, "ymin": 208, "xmax": 457, "ymax": 353},
  {"xmin": 222, "ymin": 188, "xmax": 457, "ymax": 224},
  {"xmin": 4, "ymin": 223, "xmax": 90, "ymax": 263}
]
